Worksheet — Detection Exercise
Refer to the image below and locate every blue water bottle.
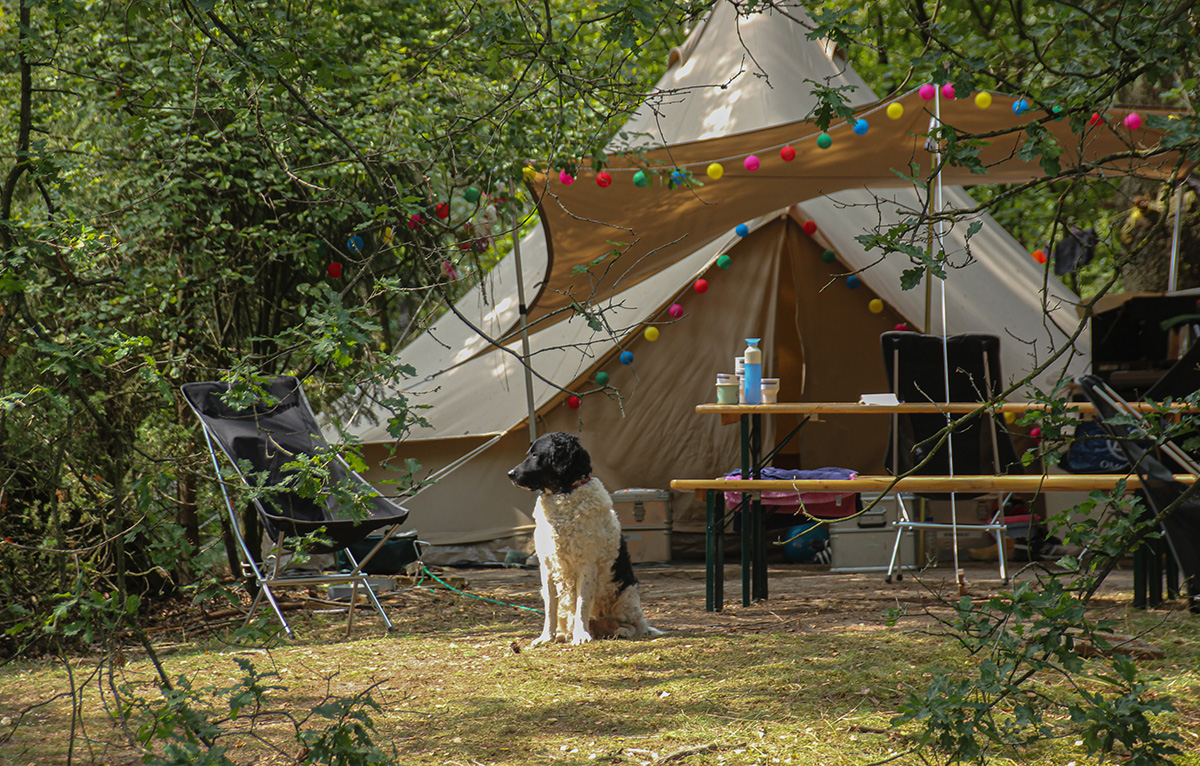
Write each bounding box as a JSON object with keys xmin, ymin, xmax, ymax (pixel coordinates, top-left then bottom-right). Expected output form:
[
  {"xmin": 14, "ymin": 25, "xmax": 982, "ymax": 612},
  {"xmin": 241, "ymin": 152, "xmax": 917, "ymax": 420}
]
[{"xmin": 743, "ymin": 338, "xmax": 762, "ymax": 404}]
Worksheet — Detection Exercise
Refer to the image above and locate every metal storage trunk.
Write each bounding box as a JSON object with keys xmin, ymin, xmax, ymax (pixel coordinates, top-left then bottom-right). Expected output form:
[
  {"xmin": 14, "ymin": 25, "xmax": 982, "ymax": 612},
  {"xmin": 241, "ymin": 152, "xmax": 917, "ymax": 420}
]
[
  {"xmin": 829, "ymin": 493, "xmax": 918, "ymax": 573},
  {"xmin": 612, "ymin": 488, "xmax": 672, "ymax": 563}
]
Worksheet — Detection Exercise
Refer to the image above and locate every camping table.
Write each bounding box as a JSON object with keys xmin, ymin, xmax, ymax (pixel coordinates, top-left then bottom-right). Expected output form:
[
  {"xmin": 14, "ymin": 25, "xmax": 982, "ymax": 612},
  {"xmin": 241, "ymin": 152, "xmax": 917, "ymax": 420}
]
[{"xmin": 675, "ymin": 401, "xmax": 1197, "ymax": 611}]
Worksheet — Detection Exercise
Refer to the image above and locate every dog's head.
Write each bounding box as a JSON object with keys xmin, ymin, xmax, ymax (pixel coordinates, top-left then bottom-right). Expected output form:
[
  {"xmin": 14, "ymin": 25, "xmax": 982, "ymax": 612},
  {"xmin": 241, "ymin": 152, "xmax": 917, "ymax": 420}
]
[{"xmin": 507, "ymin": 432, "xmax": 592, "ymax": 494}]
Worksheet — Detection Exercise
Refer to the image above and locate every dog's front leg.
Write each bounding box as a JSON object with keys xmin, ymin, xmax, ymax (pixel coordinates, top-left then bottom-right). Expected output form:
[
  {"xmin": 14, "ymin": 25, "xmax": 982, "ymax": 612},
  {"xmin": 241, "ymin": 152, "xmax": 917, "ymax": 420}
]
[
  {"xmin": 569, "ymin": 570, "xmax": 596, "ymax": 645},
  {"xmin": 532, "ymin": 565, "xmax": 558, "ymax": 647}
]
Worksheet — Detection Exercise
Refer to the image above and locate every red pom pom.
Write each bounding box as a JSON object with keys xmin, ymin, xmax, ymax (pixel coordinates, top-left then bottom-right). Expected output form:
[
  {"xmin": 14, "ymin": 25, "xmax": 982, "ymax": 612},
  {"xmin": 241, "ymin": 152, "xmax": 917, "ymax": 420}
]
[
  {"xmin": 893, "ymin": 323, "xmax": 909, "ymax": 332},
  {"xmin": 567, "ymin": 395, "xmax": 581, "ymax": 410},
  {"xmin": 327, "ymin": 262, "xmax": 342, "ymax": 278},
  {"xmin": 1029, "ymin": 427, "xmax": 1042, "ymax": 441},
  {"xmin": 780, "ymin": 145, "xmax": 796, "ymax": 162},
  {"xmin": 435, "ymin": 203, "xmax": 450, "ymax": 219},
  {"xmin": 1088, "ymin": 112, "xmax": 1104, "ymax": 127},
  {"xmin": 1032, "ymin": 249, "xmax": 1047, "ymax": 264},
  {"xmin": 596, "ymin": 171, "xmax": 612, "ymax": 188},
  {"xmin": 693, "ymin": 279, "xmax": 709, "ymax": 293},
  {"xmin": 802, "ymin": 221, "xmax": 818, "ymax": 236}
]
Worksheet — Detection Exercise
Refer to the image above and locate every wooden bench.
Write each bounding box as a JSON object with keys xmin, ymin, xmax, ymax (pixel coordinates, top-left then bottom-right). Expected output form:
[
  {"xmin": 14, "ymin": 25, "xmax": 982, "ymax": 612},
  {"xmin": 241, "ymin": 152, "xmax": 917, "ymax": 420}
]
[{"xmin": 671, "ymin": 474, "xmax": 1198, "ymax": 611}]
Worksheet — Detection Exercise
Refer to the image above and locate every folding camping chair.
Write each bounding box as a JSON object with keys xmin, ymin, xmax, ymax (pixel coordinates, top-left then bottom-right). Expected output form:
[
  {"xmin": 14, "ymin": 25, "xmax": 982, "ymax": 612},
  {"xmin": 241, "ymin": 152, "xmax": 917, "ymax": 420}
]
[
  {"xmin": 880, "ymin": 332, "xmax": 1025, "ymax": 583},
  {"xmin": 182, "ymin": 377, "xmax": 421, "ymax": 637},
  {"xmin": 1077, "ymin": 375, "xmax": 1200, "ymax": 613}
]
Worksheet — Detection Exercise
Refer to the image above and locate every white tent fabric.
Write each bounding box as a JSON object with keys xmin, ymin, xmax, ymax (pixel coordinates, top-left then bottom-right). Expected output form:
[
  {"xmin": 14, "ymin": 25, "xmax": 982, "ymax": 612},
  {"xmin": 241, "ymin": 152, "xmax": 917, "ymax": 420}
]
[{"xmin": 344, "ymin": 1, "xmax": 1101, "ymax": 548}]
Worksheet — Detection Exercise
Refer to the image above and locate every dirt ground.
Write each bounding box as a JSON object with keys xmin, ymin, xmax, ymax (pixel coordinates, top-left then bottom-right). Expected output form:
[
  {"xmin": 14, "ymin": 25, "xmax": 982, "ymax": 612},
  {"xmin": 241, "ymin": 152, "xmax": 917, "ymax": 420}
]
[{"xmin": 437, "ymin": 559, "xmax": 1144, "ymax": 636}]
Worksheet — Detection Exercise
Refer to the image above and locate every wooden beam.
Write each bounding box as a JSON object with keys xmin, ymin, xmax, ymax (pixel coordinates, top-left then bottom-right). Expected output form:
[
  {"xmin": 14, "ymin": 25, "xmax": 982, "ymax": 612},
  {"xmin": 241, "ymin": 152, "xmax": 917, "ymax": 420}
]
[{"xmin": 672, "ymin": 473, "xmax": 1198, "ymax": 499}]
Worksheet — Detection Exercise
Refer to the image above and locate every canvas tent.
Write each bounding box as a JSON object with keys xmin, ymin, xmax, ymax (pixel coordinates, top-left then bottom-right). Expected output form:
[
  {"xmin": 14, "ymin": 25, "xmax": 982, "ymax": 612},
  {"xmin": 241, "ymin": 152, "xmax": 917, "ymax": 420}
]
[{"xmin": 340, "ymin": 1, "xmax": 1186, "ymax": 556}]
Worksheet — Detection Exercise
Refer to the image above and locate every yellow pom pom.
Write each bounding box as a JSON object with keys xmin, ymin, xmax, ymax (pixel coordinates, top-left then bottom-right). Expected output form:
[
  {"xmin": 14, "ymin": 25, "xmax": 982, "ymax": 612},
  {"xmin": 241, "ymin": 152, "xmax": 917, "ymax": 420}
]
[
  {"xmin": 868, "ymin": 298, "xmax": 884, "ymax": 314},
  {"xmin": 707, "ymin": 162, "xmax": 724, "ymax": 180},
  {"xmin": 886, "ymin": 102, "xmax": 904, "ymax": 120},
  {"xmin": 521, "ymin": 166, "xmax": 537, "ymax": 183},
  {"xmin": 1003, "ymin": 411, "xmax": 1016, "ymax": 425},
  {"xmin": 975, "ymin": 91, "xmax": 993, "ymax": 109},
  {"xmin": 644, "ymin": 326, "xmax": 660, "ymax": 342}
]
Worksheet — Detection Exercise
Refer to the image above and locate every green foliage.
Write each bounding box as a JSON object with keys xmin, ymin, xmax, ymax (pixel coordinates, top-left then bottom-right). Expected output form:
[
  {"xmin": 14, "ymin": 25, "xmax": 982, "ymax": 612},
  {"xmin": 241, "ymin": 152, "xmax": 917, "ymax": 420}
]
[{"xmin": 892, "ymin": 576, "xmax": 1183, "ymax": 764}]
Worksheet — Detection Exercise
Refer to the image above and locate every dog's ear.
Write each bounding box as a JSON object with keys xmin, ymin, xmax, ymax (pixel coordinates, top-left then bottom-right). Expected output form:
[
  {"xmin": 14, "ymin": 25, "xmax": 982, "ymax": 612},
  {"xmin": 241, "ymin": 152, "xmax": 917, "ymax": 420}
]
[{"xmin": 549, "ymin": 432, "xmax": 591, "ymax": 489}]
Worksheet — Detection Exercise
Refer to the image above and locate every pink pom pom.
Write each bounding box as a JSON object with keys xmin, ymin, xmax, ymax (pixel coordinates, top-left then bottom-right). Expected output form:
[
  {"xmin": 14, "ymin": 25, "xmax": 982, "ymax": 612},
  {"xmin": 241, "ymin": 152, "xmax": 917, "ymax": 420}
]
[
  {"xmin": 744, "ymin": 155, "xmax": 760, "ymax": 172},
  {"xmin": 941, "ymin": 83, "xmax": 956, "ymax": 100},
  {"xmin": 668, "ymin": 303, "xmax": 684, "ymax": 318},
  {"xmin": 559, "ymin": 170, "xmax": 575, "ymax": 185},
  {"xmin": 1124, "ymin": 112, "xmax": 1142, "ymax": 131},
  {"xmin": 919, "ymin": 84, "xmax": 936, "ymax": 101},
  {"xmin": 893, "ymin": 323, "xmax": 909, "ymax": 332}
]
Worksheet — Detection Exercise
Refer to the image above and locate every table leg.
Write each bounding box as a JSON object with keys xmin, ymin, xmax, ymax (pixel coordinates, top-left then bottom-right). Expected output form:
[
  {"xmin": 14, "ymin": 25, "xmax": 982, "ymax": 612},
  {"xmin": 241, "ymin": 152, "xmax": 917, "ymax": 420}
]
[
  {"xmin": 751, "ymin": 414, "xmax": 767, "ymax": 601},
  {"xmin": 740, "ymin": 414, "xmax": 752, "ymax": 606},
  {"xmin": 706, "ymin": 489, "xmax": 727, "ymax": 612}
]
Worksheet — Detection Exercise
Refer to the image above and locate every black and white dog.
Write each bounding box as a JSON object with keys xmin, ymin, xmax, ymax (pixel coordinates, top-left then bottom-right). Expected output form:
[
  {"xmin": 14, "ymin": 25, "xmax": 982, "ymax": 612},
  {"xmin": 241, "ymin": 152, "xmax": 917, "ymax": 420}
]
[{"xmin": 508, "ymin": 432, "xmax": 662, "ymax": 645}]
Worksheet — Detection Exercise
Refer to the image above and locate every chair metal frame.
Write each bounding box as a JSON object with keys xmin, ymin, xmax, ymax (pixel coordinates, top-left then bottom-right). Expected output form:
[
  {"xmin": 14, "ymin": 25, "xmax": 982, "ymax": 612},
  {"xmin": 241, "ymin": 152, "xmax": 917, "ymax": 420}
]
[
  {"xmin": 881, "ymin": 333, "xmax": 1017, "ymax": 584},
  {"xmin": 184, "ymin": 378, "xmax": 420, "ymax": 637}
]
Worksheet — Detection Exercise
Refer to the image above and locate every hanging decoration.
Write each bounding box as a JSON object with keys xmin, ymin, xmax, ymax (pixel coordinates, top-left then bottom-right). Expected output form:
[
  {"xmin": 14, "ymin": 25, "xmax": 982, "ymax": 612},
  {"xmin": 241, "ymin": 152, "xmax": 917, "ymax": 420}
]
[
  {"xmin": 620, "ymin": 350, "xmax": 635, "ymax": 365},
  {"xmin": 347, "ymin": 235, "xmax": 364, "ymax": 253},
  {"xmin": 668, "ymin": 303, "xmax": 684, "ymax": 318},
  {"xmin": 435, "ymin": 203, "xmax": 450, "ymax": 219},
  {"xmin": 717, "ymin": 254, "xmax": 732, "ymax": 269},
  {"xmin": 567, "ymin": 395, "xmax": 581, "ymax": 409},
  {"xmin": 327, "ymin": 262, "xmax": 343, "ymax": 278},
  {"xmin": 919, "ymin": 84, "xmax": 936, "ymax": 101},
  {"xmin": 1012, "ymin": 99, "xmax": 1029, "ymax": 115},
  {"xmin": 707, "ymin": 162, "xmax": 724, "ymax": 179},
  {"xmin": 941, "ymin": 83, "xmax": 956, "ymax": 100},
  {"xmin": 868, "ymin": 298, "xmax": 884, "ymax": 313},
  {"xmin": 846, "ymin": 274, "xmax": 861, "ymax": 289},
  {"xmin": 744, "ymin": 155, "xmax": 761, "ymax": 172},
  {"xmin": 816, "ymin": 133, "xmax": 832, "ymax": 149},
  {"xmin": 821, "ymin": 249, "xmax": 836, "ymax": 263},
  {"xmin": 975, "ymin": 92, "xmax": 992, "ymax": 109},
  {"xmin": 887, "ymin": 102, "xmax": 904, "ymax": 119},
  {"xmin": 595, "ymin": 371, "xmax": 610, "ymax": 386},
  {"xmin": 633, "ymin": 170, "xmax": 649, "ymax": 187},
  {"xmin": 559, "ymin": 170, "xmax": 575, "ymax": 185},
  {"xmin": 644, "ymin": 327, "xmax": 660, "ymax": 342},
  {"xmin": 852, "ymin": 119, "xmax": 869, "ymax": 135},
  {"xmin": 735, "ymin": 224, "xmax": 749, "ymax": 237},
  {"xmin": 693, "ymin": 278, "xmax": 709, "ymax": 293},
  {"xmin": 780, "ymin": 145, "xmax": 796, "ymax": 161},
  {"xmin": 597, "ymin": 171, "xmax": 613, "ymax": 187},
  {"xmin": 1089, "ymin": 112, "xmax": 1105, "ymax": 127},
  {"xmin": 463, "ymin": 187, "xmax": 482, "ymax": 203},
  {"xmin": 802, "ymin": 221, "xmax": 818, "ymax": 236},
  {"xmin": 1032, "ymin": 248, "xmax": 1048, "ymax": 264},
  {"xmin": 1124, "ymin": 113, "xmax": 1143, "ymax": 130}
]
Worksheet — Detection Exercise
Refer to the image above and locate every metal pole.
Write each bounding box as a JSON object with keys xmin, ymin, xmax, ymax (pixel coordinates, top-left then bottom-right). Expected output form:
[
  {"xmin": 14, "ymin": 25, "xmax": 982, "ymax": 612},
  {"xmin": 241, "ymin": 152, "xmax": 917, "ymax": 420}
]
[
  {"xmin": 511, "ymin": 181, "xmax": 538, "ymax": 444},
  {"xmin": 1169, "ymin": 182, "xmax": 1183, "ymax": 293}
]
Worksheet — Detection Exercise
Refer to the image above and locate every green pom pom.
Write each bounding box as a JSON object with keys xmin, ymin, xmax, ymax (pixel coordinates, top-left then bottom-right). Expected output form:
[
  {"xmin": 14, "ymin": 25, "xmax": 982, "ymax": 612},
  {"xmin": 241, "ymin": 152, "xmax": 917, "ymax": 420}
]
[
  {"xmin": 463, "ymin": 187, "xmax": 481, "ymax": 203},
  {"xmin": 821, "ymin": 249, "xmax": 836, "ymax": 263},
  {"xmin": 717, "ymin": 254, "xmax": 732, "ymax": 269},
  {"xmin": 816, "ymin": 133, "xmax": 832, "ymax": 149},
  {"xmin": 595, "ymin": 371, "xmax": 610, "ymax": 386},
  {"xmin": 633, "ymin": 170, "xmax": 649, "ymax": 187}
]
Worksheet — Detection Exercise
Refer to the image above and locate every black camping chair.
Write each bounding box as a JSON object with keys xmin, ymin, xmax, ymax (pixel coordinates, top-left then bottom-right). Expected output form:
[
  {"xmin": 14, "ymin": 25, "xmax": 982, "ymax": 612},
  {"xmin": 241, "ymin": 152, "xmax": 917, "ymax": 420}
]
[
  {"xmin": 1077, "ymin": 375, "xmax": 1200, "ymax": 613},
  {"xmin": 880, "ymin": 332, "xmax": 1024, "ymax": 583},
  {"xmin": 182, "ymin": 377, "xmax": 421, "ymax": 637}
]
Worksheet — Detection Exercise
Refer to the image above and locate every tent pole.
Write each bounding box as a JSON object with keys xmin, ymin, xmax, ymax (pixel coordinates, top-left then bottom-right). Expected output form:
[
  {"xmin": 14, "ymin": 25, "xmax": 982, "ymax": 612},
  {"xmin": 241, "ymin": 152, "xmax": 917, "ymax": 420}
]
[
  {"xmin": 1169, "ymin": 181, "xmax": 1183, "ymax": 293},
  {"xmin": 511, "ymin": 181, "xmax": 539, "ymax": 444}
]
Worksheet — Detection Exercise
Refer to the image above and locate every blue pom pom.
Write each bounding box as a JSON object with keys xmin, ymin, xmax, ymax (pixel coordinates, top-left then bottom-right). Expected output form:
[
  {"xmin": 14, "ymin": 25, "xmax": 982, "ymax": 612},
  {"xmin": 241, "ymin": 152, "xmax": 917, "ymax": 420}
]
[
  {"xmin": 619, "ymin": 350, "xmax": 634, "ymax": 365},
  {"xmin": 347, "ymin": 235, "xmax": 364, "ymax": 253},
  {"xmin": 853, "ymin": 119, "xmax": 869, "ymax": 135},
  {"xmin": 846, "ymin": 274, "xmax": 861, "ymax": 289},
  {"xmin": 1012, "ymin": 99, "xmax": 1029, "ymax": 115},
  {"xmin": 735, "ymin": 224, "xmax": 749, "ymax": 237}
]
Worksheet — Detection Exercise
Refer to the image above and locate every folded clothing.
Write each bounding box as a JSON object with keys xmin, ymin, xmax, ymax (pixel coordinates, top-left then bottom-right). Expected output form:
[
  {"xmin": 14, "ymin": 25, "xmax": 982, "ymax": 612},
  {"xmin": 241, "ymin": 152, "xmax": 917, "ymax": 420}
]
[{"xmin": 722, "ymin": 467, "xmax": 858, "ymax": 514}]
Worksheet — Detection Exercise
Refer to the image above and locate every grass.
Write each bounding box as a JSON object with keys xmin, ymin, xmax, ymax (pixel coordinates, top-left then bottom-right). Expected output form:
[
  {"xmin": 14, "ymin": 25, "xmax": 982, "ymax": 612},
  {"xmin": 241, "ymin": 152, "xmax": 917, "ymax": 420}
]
[{"xmin": 1, "ymin": 565, "xmax": 1199, "ymax": 765}]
